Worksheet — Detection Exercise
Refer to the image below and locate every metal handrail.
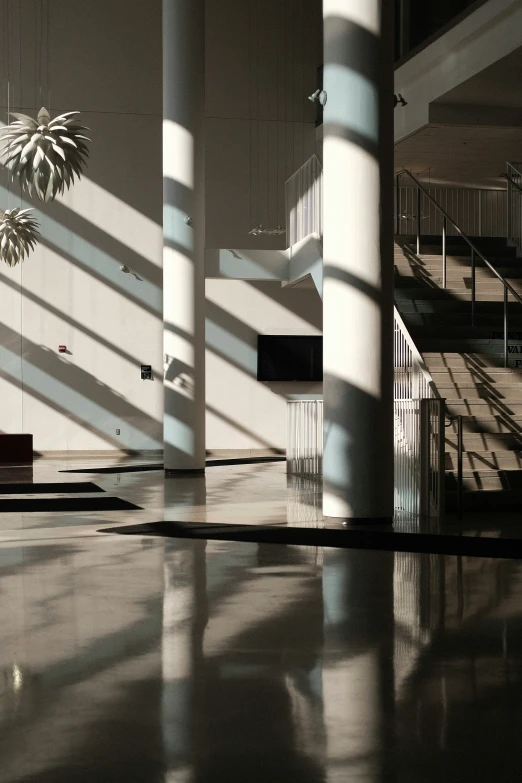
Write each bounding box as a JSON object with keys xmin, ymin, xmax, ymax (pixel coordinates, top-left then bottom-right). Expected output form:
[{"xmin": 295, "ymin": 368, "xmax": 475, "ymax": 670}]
[
  {"xmin": 445, "ymin": 414, "xmax": 463, "ymax": 519},
  {"xmin": 394, "ymin": 308, "xmax": 445, "ymax": 518},
  {"xmin": 502, "ymin": 172, "xmax": 522, "ymax": 194},
  {"xmin": 394, "ymin": 306, "xmax": 438, "ymax": 396},
  {"xmin": 396, "ymin": 168, "xmax": 522, "ymax": 367}
]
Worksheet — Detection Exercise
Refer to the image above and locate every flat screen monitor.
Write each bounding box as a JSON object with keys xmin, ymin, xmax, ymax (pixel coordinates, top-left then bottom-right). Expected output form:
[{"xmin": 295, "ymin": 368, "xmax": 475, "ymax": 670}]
[{"xmin": 257, "ymin": 335, "xmax": 323, "ymax": 381}]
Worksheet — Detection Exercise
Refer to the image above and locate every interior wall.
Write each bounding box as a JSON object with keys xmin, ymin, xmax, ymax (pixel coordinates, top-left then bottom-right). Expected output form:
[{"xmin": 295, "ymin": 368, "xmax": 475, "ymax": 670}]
[
  {"xmin": 204, "ymin": 0, "xmax": 323, "ymax": 452},
  {"xmin": 205, "ymin": 280, "xmax": 322, "ymax": 452},
  {"xmin": 0, "ymin": 0, "xmax": 323, "ymax": 453},
  {"xmin": 205, "ymin": 0, "xmax": 323, "ymax": 250},
  {"xmin": 0, "ymin": 0, "xmax": 163, "ymax": 452}
]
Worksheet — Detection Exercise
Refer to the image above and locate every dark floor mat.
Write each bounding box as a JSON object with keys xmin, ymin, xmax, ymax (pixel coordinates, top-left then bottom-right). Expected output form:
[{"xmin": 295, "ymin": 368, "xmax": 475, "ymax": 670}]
[
  {"xmin": 0, "ymin": 482, "xmax": 104, "ymax": 494},
  {"xmin": 101, "ymin": 520, "xmax": 522, "ymax": 560},
  {"xmin": 0, "ymin": 497, "xmax": 142, "ymax": 513},
  {"xmin": 60, "ymin": 457, "xmax": 285, "ymax": 474}
]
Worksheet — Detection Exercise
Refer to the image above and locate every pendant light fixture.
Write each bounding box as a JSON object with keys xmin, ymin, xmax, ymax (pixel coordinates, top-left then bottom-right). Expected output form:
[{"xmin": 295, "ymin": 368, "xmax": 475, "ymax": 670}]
[
  {"xmin": 2, "ymin": 107, "xmax": 90, "ymax": 202},
  {"xmin": 1, "ymin": 0, "xmax": 90, "ymax": 203},
  {"xmin": 0, "ymin": 207, "xmax": 40, "ymax": 266},
  {"xmin": 0, "ymin": 0, "xmax": 40, "ymax": 265}
]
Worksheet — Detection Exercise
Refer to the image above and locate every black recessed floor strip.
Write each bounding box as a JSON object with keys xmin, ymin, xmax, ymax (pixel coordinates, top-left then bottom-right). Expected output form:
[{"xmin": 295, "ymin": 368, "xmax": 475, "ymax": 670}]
[
  {"xmin": 60, "ymin": 457, "xmax": 285, "ymax": 474},
  {"xmin": 60, "ymin": 464, "xmax": 163, "ymax": 475},
  {"xmin": 101, "ymin": 521, "xmax": 522, "ymax": 560},
  {"xmin": 0, "ymin": 482, "xmax": 103, "ymax": 494},
  {"xmin": 206, "ymin": 456, "xmax": 285, "ymax": 466},
  {"xmin": 0, "ymin": 497, "xmax": 142, "ymax": 513}
]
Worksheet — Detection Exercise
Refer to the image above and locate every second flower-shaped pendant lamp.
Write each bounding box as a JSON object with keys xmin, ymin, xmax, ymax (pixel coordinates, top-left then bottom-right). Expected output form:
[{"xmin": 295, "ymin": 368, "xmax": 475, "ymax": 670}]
[
  {"xmin": 1, "ymin": 107, "xmax": 90, "ymax": 202},
  {"xmin": 0, "ymin": 208, "xmax": 40, "ymax": 266}
]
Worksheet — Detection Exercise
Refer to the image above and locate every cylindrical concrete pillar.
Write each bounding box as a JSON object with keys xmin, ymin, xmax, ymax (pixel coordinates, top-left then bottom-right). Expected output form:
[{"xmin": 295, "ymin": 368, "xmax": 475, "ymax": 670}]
[
  {"xmin": 322, "ymin": 0, "xmax": 394, "ymax": 521},
  {"xmin": 163, "ymin": 0, "xmax": 206, "ymax": 473}
]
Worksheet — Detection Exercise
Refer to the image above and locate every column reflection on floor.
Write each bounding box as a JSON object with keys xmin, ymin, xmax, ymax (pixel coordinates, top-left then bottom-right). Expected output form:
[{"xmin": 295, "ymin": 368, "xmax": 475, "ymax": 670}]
[{"xmin": 162, "ymin": 537, "xmax": 327, "ymax": 782}]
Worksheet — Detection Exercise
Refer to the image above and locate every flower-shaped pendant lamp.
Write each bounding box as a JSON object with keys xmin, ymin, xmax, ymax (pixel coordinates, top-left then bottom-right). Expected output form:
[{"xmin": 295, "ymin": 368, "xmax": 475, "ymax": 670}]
[
  {"xmin": 1, "ymin": 107, "xmax": 90, "ymax": 202},
  {"xmin": 0, "ymin": 207, "xmax": 40, "ymax": 266}
]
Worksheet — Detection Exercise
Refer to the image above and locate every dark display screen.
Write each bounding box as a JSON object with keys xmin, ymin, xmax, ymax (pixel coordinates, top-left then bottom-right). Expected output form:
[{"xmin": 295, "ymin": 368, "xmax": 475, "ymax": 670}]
[{"xmin": 257, "ymin": 335, "xmax": 323, "ymax": 382}]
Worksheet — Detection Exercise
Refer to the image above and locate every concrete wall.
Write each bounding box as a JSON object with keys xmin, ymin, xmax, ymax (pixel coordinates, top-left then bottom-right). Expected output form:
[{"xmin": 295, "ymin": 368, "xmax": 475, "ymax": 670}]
[
  {"xmin": 205, "ymin": 0, "xmax": 323, "ymax": 452},
  {"xmin": 206, "ymin": 279, "xmax": 322, "ymax": 452},
  {"xmin": 0, "ymin": 0, "xmax": 323, "ymax": 453},
  {"xmin": 205, "ymin": 0, "xmax": 322, "ymax": 250},
  {"xmin": 0, "ymin": 0, "xmax": 164, "ymax": 453}
]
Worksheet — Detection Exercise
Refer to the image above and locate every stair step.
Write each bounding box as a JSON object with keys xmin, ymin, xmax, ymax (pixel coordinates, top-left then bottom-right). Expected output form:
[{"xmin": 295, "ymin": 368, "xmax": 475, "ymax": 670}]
[
  {"xmin": 396, "ymin": 289, "xmax": 517, "ymax": 301},
  {"xmin": 394, "ymin": 266, "xmax": 522, "ymax": 280},
  {"xmin": 404, "ymin": 314, "xmax": 522, "ymax": 328},
  {"xmin": 445, "ymin": 451, "xmax": 522, "ymax": 471},
  {"xmin": 399, "ymin": 301, "xmax": 522, "ymax": 314},
  {"xmin": 431, "ymin": 372, "xmax": 522, "ymax": 387},
  {"xmin": 445, "ymin": 432, "xmax": 522, "ymax": 450},
  {"xmin": 397, "ymin": 237, "xmax": 516, "ymax": 258},
  {"xmin": 423, "ymin": 352, "xmax": 516, "ymax": 367},
  {"xmin": 417, "ymin": 341, "xmax": 522, "ymax": 361},
  {"xmin": 446, "ymin": 400, "xmax": 522, "ymax": 416},
  {"xmin": 437, "ymin": 385, "xmax": 522, "ymax": 400},
  {"xmin": 445, "ymin": 470, "xmax": 522, "ymax": 491},
  {"xmin": 409, "ymin": 327, "xmax": 522, "ymax": 341},
  {"xmin": 445, "ymin": 416, "xmax": 522, "ymax": 435}
]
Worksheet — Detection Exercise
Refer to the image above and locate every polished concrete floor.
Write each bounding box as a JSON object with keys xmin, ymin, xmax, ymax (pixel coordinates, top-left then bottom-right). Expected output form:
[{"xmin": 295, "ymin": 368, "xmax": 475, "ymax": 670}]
[{"xmin": 1, "ymin": 458, "xmax": 522, "ymax": 781}]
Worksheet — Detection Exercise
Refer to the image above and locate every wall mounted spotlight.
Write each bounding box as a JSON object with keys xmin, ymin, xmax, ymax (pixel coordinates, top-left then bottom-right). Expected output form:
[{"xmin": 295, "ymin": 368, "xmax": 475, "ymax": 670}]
[
  {"xmin": 394, "ymin": 93, "xmax": 407, "ymax": 108},
  {"xmin": 308, "ymin": 89, "xmax": 327, "ymax": 106},
  {"xmin": 120, "ymin": 264, "xmax": 143, "ymax": 281}
]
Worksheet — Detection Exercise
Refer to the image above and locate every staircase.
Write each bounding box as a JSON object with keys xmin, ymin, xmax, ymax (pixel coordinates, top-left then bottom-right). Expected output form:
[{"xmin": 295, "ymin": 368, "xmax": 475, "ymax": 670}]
[{"xmin": 395, "ymin": 234, "xmax": 522, "ymax": 511}]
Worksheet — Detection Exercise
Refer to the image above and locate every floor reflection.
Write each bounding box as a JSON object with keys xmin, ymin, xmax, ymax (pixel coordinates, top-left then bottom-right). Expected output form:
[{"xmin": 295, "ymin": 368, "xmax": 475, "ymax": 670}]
[{"xmin": 0, "ymin": 535, "xmax": 522, "ymax": 780}]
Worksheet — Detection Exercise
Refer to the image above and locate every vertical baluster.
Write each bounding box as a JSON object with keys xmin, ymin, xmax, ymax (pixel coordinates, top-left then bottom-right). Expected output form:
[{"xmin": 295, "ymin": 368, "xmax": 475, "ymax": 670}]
[
  {"xmin": 504, "ymin": 285, "xmax": 509, "ymax": 368},
  {"xmin": 416, "ymin": 186, "xmax": 421, "ymax": 255},
  {"xmin": 395, "ymin": 174, "xmax": 400, "ymax": 235},
  {"xmin": 442, "ymin": 216, "xmax": 447, "ymax": 289},
  {"xmin": 471, "ymin": 248, "xmax": 476, "ymax": 327}
]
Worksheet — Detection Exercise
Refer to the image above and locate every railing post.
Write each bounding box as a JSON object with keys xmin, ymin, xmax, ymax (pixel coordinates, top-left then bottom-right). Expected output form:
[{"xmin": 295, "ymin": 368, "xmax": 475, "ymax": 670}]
[
  {"xmin": 442, "ymin": 216, "xmax": 447, "ymax": 289},
  {"xmin": 416, "ymin": 186, "xmax": 421, "ymax": 256},
  {"xmin": 437, "ymin": 399, "xmax": 446, "ymax": 519},
  {"xmin": 420, "ymin": 399, "xmax": 429, "ymax": 518},
  {"xmin": 507, "ymin": 172, "xmax": 511, "ymax": 243},
  {"xmin": 457, "ymin": 415, "xmax": 463, "ymax": 520},
  {"xmin": 504, "ymin": 284, "xmax": 509, "ymax": 368},
  {"xmin": 471, "ymin": 248, "xmax": 476, "ymax": 327},
  {"xmin": 395, "ymin": 174, "xmax": 400, "ymax": 235}
]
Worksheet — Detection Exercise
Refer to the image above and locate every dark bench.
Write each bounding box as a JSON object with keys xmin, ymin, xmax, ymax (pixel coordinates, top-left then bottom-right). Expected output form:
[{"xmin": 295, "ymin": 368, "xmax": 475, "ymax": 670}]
[{"xmin": 0, "ymin": 435, "xmax": 33, "ymax": 464}]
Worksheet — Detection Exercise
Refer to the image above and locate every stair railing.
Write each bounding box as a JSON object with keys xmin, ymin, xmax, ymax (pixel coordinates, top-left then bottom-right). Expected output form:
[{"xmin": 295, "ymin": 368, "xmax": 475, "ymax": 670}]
[
  {"xmin": 285, "ymin": 155, "xmax": 323, "ymax": 247},
  {"xmin": 395, "ymin": 184, "xmax": 505, "ymax": 238},
  {"xmin": 394, "ymin": 307, "xmax": 445, "ymax": 518},
  {"xmin": 503, "ymin": 163, "xmax": 522, "ymax": 255},
  {"xmin": 396, "ymin": 168, "xmax": 522, "ymax": 367}
]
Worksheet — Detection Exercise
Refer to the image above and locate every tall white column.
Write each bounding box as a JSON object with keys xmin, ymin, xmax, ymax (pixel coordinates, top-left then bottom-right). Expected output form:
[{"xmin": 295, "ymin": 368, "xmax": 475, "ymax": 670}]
[
  {"xmin": 322, "ymin": 0, "xmax": 394, "ymax": 521},
  {"xmin": 163, "ymin": 0, "xmax": 206, "ymax": 473}
]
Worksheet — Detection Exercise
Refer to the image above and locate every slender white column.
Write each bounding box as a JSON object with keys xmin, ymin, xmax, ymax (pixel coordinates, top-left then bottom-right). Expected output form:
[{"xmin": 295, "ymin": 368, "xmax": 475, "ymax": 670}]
[
  {"xmin": 163, "ymin": 0, "xmax": 206, "ymax": 473},
  {"xmin": 322, "ymin": 0, "xmax": 394, "ymax": 521}
]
